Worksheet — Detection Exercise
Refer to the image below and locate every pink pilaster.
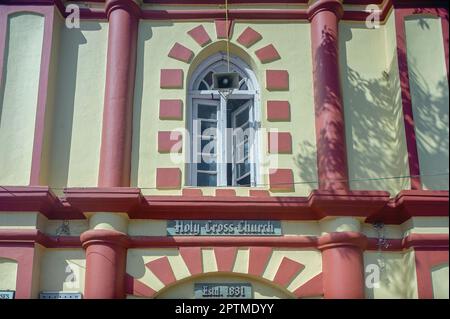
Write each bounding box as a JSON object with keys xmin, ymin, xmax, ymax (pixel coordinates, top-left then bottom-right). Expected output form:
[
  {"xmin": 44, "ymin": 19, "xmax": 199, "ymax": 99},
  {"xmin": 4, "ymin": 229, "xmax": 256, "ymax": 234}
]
[
  {"xmin": 98, "ymin": 0, "xmax": 140, "ymax": 187},
  {"xmin": 308, "ymin": 0, "xmax": 349, "ymax": 191}
]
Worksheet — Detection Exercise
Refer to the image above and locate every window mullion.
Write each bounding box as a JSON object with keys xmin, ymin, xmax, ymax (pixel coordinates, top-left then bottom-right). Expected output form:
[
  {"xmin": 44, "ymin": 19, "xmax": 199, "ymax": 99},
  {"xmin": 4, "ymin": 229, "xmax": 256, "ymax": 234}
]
[{"xmin": 218, "ymin": 96, "xmax": 227, "ymax": 187}]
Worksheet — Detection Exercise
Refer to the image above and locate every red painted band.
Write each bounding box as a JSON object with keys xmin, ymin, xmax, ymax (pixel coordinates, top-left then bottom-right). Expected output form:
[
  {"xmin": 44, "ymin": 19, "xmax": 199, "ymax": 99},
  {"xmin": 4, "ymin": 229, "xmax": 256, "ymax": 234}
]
[
  {"xmin": 4, "ymin": 0, "xmax": 446, "ymax": 23},
  {"xmin": 30, "ymin": 6, "xmax": 56, "ymax": 186},
  {"xmin": 394, "ymin": 8, "xmax": 422, "ymax": 190},
  {"xmin": 0, "ymin": 11, "xmax": 7, "ymax": 120},
  {"xmin": 1, "ymin": 187, "xmax": 447, "ymax": 223},
  {"xmin": 1, "ymin": 230, "xmax": 447, "ymax": 250}
]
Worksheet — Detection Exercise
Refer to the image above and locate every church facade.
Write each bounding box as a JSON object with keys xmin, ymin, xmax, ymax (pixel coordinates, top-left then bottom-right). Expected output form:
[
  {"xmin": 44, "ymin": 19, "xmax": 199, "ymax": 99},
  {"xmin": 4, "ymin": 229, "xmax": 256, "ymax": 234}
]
[{"xmin": 0, "ymin": 0, "xmax": 448, "ymax": 299}]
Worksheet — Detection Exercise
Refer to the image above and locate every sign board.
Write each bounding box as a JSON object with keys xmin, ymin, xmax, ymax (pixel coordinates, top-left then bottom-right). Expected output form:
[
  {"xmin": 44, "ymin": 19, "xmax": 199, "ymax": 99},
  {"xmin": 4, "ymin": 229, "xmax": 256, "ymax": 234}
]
[
  {"xmin": 194, "ymin": 283, "xmax": 252, "ymax": 299},
  {"xmin": 167, "ymin": 220, "xmax": 282, "ymax": 236},
  {"xmin": 39, "ymin": 292, "xmax": 82, "ymax": 299},
  {"xmin": 0, "ymin": 291, "xmax": 15, "ymax": 299}
]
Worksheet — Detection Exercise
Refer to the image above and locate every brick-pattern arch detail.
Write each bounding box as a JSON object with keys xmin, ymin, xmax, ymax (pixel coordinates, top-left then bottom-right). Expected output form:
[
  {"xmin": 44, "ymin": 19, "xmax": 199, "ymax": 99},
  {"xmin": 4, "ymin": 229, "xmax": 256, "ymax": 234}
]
[
  {"xmin": 125, "ymin": 248, "xmax": 323, "ymax": 299},
  {"xmin": 160, "ymin": 24, "xmax": 294, "ymax": 193},
  {"xmin": 163, "ymin": 23, "xmax": 284, "ymax": 70}
]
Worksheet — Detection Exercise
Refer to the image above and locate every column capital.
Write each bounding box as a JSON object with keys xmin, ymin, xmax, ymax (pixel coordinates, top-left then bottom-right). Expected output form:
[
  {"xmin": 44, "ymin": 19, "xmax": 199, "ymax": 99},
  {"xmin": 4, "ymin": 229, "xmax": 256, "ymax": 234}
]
[
  {"xmin": 105, "ymin": 0, "xmax": 142, "ymax": 20},
  {"xmin": 318, "ymin": 231, "xmax": 368, "ymax": 250},
  {"xmin": 80, "ymin": 229, "xmax": 130, "ymax": 249},
  {"xmin": 307, "ymin": 0, "xmax": 344, "ymax": 22}
]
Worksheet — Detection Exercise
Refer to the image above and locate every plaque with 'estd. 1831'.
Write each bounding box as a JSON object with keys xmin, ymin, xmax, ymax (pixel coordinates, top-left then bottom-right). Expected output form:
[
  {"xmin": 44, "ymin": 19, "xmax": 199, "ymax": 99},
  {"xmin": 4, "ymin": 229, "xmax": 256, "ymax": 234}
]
[
  {"xmin": 167, "ymin": 220, "xmax": 282, "ymax": 236},
  {"xmin": 194, "ymin": 283, "xmax": 252, "ymax": 299}
]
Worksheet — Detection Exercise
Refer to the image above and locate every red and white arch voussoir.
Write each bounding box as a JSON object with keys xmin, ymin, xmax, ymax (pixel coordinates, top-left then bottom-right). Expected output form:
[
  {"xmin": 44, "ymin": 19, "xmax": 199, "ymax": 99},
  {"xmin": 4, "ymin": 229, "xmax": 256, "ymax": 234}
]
[
  {"xmin": 158, "ymin": 23, "xmax": 294, "ymax": 193},
  {"xmin": 125, "ymin": 247, "xmax": 323, "ymax": 298}
]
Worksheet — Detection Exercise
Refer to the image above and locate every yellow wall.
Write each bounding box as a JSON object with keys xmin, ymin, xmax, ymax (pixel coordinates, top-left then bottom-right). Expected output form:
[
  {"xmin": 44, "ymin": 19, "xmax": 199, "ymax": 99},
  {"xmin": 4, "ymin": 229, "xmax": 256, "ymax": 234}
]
[
  {"xmin": 38, "ymin": 248, "xmax": 86, "ymax": 294},
  {"xmin": 340, "ymin": 12, "xmax": 410, "ymax": 196},
  {"xmin": 404, "ymin": 15, "xmax": 449, "ymax": 190},
  {"xmin": 364, "ymin": 250, "xmax": 418, "ymax": 299},
  {"xmin": 0, "ymin": 257, "xmax": 18, "ymax": 291},
  {"xmin": 0, "ymin": 13, "xmax": 44, "ymax": 185},
  {"xmin": 0, "ymin": 212, "xmax": 40, "ymax": 230},
  {"xmin": 39, "ymin": 8, "xmax": 61, "ymax": 186},
  {"xmin": 48, "ymin": 19, "xmax": 108, "ymax": 192},
  {"xmin": 431, "ymin": 263, "xmax": 449, "ymax": 299},
  {"xmin": 131, "ymin": 20, "xmax": 317, "ymax": 196}
]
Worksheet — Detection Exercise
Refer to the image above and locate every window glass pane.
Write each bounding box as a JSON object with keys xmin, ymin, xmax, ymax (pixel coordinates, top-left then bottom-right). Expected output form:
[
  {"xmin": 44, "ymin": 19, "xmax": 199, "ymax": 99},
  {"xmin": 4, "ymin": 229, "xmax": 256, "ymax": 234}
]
[
  {"xmin": 235, "ymin": 109, "xmax": 249, "ymax": 127},
  {"xmin": 239, "ymin": 79, "xmax": 248, "ymax": 90},
  {"xmin": 237, "ymin": 162, "xmax": 250, "ymax": 177},
  {"xmin": 201, "ymin": 121, "xmax": 217, "ymax": 136},
  {"xmin": 197, "ymin": 172, "xmax": 217, "ymax": 186},
  {"xmin": 204, "ymin": 71, "xmax": 213, "ymax": 87},
  {"xmin": 198, "ymin": 104, "xmax": 217, "ymax": 120},
  {"xmin": 198, "ymin": 81, "xmax": 208, "ymax": 90},
  {"xmin": 235, "ymin": 142, "xmax": 244, "ymax": 161},
  {"xmin": 201, "ymin": 138, "xmax": 216, "ymax": 155},
  {"xmin": 198, "ymin": 160, "xmax": 217, "ymax": 171},
  {"xmin": 243, "ymin": 140, "xmax": 249, "ymax": 158},
  {"xmin": 237, "ymin": 174, "xmax": 251, "ymax": 186}
]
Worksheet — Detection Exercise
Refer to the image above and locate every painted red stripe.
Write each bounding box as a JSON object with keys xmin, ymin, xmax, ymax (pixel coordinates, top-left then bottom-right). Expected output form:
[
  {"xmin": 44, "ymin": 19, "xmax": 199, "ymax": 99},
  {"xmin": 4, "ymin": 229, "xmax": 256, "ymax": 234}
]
[
  {"xmin": 237, "ymin": 27, "xmax": 263, "ymax": 48},
  {"xmin": 142, "ymin": 0, "xmax": 309, "ymax": 4},
  {"xmin": 168, "ymin": 42, "xmax": 194, "ymax": 63},
  {"xmin": 255, "ymin": 44, "xmax": 281, "ymax": 64},
  {"xmin": 248, "ymin": 247, "xmax": 272, "ymax": 276},
  {"xmin": 215, "ymin": 189, "xmax": 236, "ymax": 197},
  {"xmin": 293, "ymin": 273, "xmax": 323, "ymax": 298},
  {"xmin": 415, "ymin": 249, "xmax": 449, "ymax": 299},
  {"xmin": 440, "ymin": 13, "xmax": 449, "ymax": 79},
  {"xmin": 214, "ymin": 247, "xmax": 238, "ymax": 272},
  {"xmin": 124, "ymin": 273, "xmax": 156, "ymax": 297},
  {"xmin": 179, "ymin": 247, "xmax": 203, "ymax": 275},
  {"xmin": 4, "ymin": 0, "xmax": 404, "ymax": 23},
  {"xmin": 215, "ymin": 19, "xmax": 234, "ymax": 39},
  {"xmin": 187, "ymin": 25, "xmax": 212, "ymax": 47},
  {"xmin": 394, "ymin": 8, "xmax": 423, "ymax": 189},
  {"xmin": 182, "ymin": 188, "xmax": 203, "ymax": 197},
  {"xmin": 145, "ymin": 257, "xmax": 176, "ymax": 286},
  {"xmin": 249, "ymin": 190, "xmax": 270, "ymax": 197},
  {"xmin": 273, "ymin": 257, "xmax": 305, "ymax": 287}
]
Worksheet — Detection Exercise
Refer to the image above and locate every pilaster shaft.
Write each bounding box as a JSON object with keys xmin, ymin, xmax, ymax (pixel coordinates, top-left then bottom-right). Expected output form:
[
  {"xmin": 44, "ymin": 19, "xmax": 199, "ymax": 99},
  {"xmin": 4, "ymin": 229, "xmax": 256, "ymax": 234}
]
[
  {"xmin": 81, "ymin": 212, "xmax": 130, "ymax": 299},
  {"xmin": 98, "ymin": 0, "xmax": 140, "ymax": 187},
  {"xmin": 309, "ymin": 0, "xmax": 349, "ymax": 191},
  {"xmin": 319, "ymin": 217, "xmax": 366, "ymax": 299}
]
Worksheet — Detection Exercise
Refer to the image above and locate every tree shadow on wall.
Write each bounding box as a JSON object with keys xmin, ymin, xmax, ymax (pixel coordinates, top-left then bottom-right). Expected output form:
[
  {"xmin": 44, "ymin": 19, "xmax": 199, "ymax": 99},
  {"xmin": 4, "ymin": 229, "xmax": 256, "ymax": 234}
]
[
  {"xmin": 397, "ymin": 26, "xmax": 449, "ymax": 189},
  {"xmin": 337, "ymin": 26, "xmax": 412, "ymax": 195},
  {"xmin": 313, "ymin": 25, "xmax": 348, "ymax": 191},
  {"xmin": 364, "ymin": 254, "xmax": 414, "ymax": 299},
  {"xmin": 294, "ymin": 140, "xmax": 319, "ymax": 192}
]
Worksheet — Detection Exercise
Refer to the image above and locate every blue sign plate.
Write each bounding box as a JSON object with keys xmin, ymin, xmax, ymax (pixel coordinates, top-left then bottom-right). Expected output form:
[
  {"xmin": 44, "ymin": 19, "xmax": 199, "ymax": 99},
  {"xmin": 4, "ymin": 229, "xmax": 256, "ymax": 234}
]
[
  {"xmin": 39, "ymin": 292, "xmax": 82, "ymax": 299},
  {"xmin": 167, "ymin": 220, "xmax": 282, "ymax": 236},
  {"xmin": 0, "ymin": 291, "xmax": 15, "ymax": 299}
]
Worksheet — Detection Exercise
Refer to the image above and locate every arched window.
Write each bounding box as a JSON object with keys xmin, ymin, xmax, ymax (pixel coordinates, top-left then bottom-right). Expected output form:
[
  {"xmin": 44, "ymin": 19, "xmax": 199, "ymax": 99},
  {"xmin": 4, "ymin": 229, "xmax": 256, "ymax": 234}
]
[{"xmin": 188, "ymin": 53, "xmax": 261, "ymax": 187}]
